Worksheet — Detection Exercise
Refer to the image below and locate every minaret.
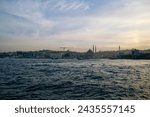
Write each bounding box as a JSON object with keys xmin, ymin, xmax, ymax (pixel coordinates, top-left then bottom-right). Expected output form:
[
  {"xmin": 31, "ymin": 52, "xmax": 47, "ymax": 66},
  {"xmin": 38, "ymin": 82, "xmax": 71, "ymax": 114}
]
[
  {"xmin": 119, "ymin": 45, "xmax": 120, "ymax": 51},
  {"xmin": 95, "ymin": 46, "xmax": 97, "ymax": 53},
  {"xmin": 118, "ymin": 45, "xmax": 121, "ymax": 56},
  {"xmin": 93, "ymin": 45, "xmax": 95, "ymax": 52}
]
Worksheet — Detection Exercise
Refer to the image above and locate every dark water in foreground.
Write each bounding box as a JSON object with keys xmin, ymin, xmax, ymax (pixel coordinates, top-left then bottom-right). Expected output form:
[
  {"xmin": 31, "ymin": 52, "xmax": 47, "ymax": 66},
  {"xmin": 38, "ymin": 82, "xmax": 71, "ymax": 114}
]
[{"xmin": 0, "ymin": 58, "xmax": 150, "ymax": 100}]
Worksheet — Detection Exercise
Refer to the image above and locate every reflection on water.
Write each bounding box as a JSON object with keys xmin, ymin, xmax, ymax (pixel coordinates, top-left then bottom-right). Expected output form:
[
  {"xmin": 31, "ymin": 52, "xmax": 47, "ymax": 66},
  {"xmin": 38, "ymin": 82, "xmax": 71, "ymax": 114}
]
[{"xmin": 0, "ymin": 58, "xmax": 150, "ymax": 99}]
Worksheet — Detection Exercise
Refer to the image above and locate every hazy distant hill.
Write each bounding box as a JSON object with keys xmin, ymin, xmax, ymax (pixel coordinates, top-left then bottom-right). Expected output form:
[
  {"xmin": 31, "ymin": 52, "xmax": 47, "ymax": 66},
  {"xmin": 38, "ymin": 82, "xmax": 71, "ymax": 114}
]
[{"xmin": 0, "ymin": 49, "xmax": 150, "ymax": 59}]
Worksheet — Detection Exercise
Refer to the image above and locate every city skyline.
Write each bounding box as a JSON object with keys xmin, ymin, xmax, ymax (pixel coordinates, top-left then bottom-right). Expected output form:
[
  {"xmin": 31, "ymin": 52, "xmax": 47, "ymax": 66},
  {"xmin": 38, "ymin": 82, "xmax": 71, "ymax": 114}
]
[{"xmin": 0, "ymin": 0, "xmax": 150, "ymax": 52}]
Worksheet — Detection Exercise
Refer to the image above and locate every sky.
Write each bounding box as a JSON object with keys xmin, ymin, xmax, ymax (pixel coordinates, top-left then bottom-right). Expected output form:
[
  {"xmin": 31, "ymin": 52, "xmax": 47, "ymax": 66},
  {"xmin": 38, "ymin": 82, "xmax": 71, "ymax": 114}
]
[{"xmin": 0, "ymin": 0, "xmax": 150, "ymax": 52}]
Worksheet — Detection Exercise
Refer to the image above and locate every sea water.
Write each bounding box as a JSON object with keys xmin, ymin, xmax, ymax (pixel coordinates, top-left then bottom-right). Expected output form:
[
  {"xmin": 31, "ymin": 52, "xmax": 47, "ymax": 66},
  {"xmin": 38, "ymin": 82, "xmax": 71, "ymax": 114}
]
[{"xmin": 0, "ymin": 58, "xmax": 149, "ymax": 100}]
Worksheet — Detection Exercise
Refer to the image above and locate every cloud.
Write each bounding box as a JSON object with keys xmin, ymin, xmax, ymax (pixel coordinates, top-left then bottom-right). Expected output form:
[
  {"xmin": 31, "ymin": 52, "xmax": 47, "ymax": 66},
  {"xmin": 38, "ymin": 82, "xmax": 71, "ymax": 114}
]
[
  {"xmin": 0, "ymin": 0, "xmax": 150, "ymax": 51},
  {"xmin": 0, "ymin": 0, "xmax": 90, "ymax": 36},
  {"xmin": 49, "ymin": 0, "xmax": 89, "ymax": 11}
]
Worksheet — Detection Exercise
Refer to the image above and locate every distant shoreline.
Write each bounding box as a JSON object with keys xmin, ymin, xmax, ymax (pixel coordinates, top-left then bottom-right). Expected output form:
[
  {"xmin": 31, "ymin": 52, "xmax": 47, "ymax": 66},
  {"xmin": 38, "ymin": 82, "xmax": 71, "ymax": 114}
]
[{"xmin": 0, "ymin": 49, "xmax": 150, "ymax": 60}]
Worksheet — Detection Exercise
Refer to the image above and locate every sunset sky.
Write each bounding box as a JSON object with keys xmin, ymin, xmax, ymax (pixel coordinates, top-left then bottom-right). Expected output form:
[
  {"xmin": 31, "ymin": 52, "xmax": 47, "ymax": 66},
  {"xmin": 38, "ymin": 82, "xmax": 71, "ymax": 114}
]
[{"xmin": 0, "ymin": 0, "xmax": 150, "ymax": 52}]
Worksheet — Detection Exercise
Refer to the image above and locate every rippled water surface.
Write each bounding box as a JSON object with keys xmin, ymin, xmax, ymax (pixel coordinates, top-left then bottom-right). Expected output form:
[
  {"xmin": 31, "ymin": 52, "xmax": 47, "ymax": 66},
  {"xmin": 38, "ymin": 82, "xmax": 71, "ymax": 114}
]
[{"xmin": 0, "ymin": 58, "xmax": 150, "ymax": 100}]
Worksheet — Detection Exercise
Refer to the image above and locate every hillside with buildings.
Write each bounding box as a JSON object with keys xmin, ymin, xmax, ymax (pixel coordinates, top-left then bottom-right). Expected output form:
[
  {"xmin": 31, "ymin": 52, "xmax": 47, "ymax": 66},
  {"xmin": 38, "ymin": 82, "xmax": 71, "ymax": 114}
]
[{"xmin": 0, "ymin": 47, "xmax": 150, "ymax": 59}]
